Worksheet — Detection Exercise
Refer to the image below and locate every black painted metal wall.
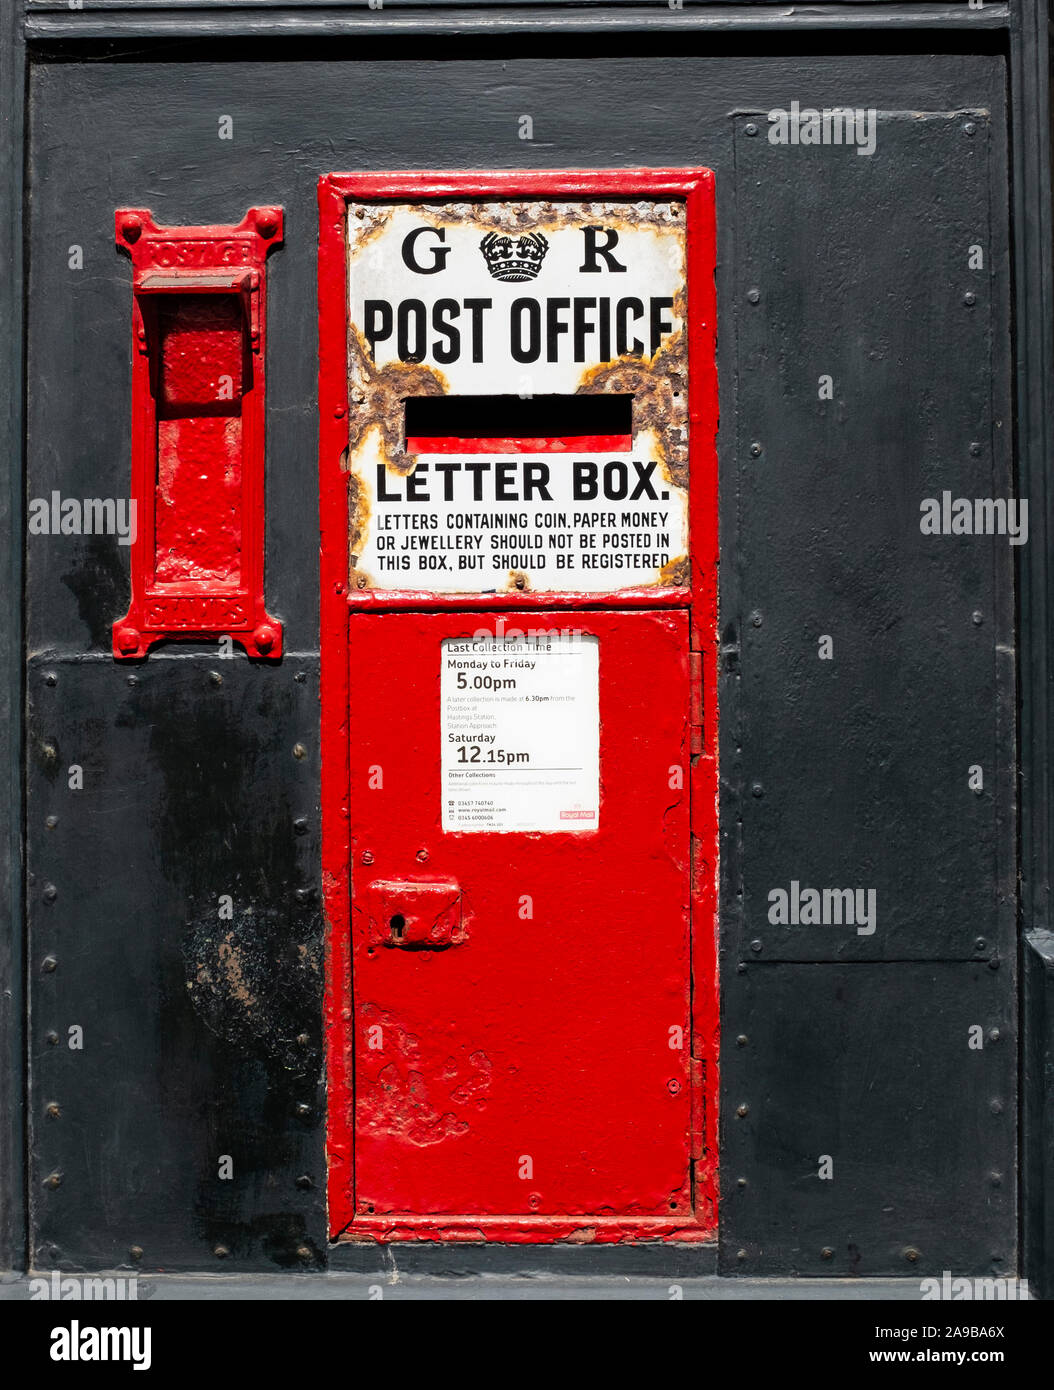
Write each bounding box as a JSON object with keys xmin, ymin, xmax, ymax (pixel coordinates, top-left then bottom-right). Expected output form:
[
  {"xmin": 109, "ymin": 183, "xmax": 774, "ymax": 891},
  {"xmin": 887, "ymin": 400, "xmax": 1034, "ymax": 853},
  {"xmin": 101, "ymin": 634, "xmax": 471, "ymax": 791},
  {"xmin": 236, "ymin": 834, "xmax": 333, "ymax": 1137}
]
[{"xmin": 17, "ymin": 27, "xmax": 1022, "ymax": 1275}]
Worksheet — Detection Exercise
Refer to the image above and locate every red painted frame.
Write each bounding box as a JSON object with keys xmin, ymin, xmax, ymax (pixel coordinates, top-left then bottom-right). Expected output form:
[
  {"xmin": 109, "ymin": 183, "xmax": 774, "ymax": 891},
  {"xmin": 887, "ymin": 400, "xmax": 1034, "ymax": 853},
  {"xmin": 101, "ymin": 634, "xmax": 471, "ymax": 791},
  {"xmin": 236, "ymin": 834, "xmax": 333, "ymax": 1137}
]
[
  {"xmin": 113, "ymin": 208, "xmax": 283, "ymax": 660},
  {"xmin": 318, "ymin": 169, "xmax": 719, "ymax": 1242}
]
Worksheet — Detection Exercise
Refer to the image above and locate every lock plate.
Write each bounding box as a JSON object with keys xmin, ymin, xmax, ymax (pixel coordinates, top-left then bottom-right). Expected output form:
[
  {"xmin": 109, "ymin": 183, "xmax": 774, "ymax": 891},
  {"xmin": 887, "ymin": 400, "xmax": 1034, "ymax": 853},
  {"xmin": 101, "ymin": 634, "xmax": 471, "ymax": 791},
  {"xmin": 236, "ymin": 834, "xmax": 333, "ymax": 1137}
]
[{"xmin": 360, "ymin": 879, "xmax": 464, "ymax": 950}]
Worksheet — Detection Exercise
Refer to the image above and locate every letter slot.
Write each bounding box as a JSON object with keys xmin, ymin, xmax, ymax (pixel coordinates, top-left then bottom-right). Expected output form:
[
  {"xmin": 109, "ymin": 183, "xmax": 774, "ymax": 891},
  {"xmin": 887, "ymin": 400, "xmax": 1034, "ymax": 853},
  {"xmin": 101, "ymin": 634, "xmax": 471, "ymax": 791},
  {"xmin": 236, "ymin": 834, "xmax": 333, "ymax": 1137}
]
[{"xmin": 112, "ymin": 208, "xmax": 283, "ymax": 659}]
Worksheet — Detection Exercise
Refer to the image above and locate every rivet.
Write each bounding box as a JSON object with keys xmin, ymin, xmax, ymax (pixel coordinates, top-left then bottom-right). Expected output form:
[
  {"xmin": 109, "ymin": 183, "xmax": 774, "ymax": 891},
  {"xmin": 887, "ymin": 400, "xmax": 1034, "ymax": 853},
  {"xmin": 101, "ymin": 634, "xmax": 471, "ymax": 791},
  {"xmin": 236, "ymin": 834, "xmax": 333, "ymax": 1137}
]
[
  {"xmin": 214, "ymin": 1245, "xmax": 230, "ymax": 1259},
  {"xmin": 295, "ymin": 887, "xmax": 313, "ymax": 903},
  {"xmin": 736, "ymin": 1034, "xmax": 748, "ymax": 1047},
  {"xmin": 990, "ymin": 1098, "xmax": 1003, "ymax": 1115},
  {"xmin": 749, "ymin": 442, "xmax": 762, "ymax": 458},
  {"xmin": 296, "ymin": 1245, "xmax": 313, "ymax": 1261},
  {"xmin": 988, "ymin": 1028, "xmax": 1000, "ymax": 1043},
  {"xmin": 751, "ymin": 783, "xmax": 763, "ymax": 798},
  {"xmin": 293, "ymin": 743, "xmax": 307, "ymax": 760},
  {"xmin": 45, "ymin": 1031, "xmax": 59, "ymax": 1046},
  {"xmin": 744, "ymin": 122, "xmax": 759, "ymax": 136},
  {"xmin": 821, "ymin": 1247, "xmax": 834, "ymax": 1260},
  {"xmin": 296, "ymin": 1102, "xmax": 311, "ymax": 1119},
  {"xmin": 295, "ymin": 671, "xmax": 306, "ymax": 684},
  {"xmin": 46, "ymin": 1102, "xmax": 60, "ymax": 1119},
  {"xmin": 964, "ymin": 121, "xmax": 976, "ymax": 136},
  {"xmin": 361, "ymin": 851, "xmax": 374, "ymax": 865},
  {"xmin": 969, "ymin": 442, "xmax": 982, "ymax": 457},
  {"xmin": 43, "ymin": 883, "xmax": 57, "ymax": 902},
  {"xmin": 208, "ymin": 671, "xmax": 222, "ymax": 687},
  {"xmin": 416, "ymin": 848, "xmax": 429, "ymax": 863},
  {"xmin": 737, "ymin": 1177, "xmax": 747, "ymax": 1188},
  {"xmin": 736, "ymin": 1103, "xmax": 749, "ymax": 1118},
  {"xmin": 988, "ymin": 956, "xmax": 1000, "ymax": 970},
  {"xmin": 355, "ymin": 207, "xmax": 367, "ymax": 219},
  {"xmin": 335, "ymin": 406, "xmax": 347, "ymax": 419},
  {"xmin": 255, "ymin": 210, "xmax": 279, "ymax": 238},
  {"xmin": 296, "ymin": 1174, "xmax": 313, "ymax": 1190},
  {"xmin": 990, "ymin": 1171, "xmax": 1002, "ymax": 1187},
  {"xmin": 905, "ymin": 1247, "xmax": 919, "ymax": 1263},
  {"xmin": 121, "ymin": 216, "xmax": 142, "ymax": 242},
  {"xmin": 736, "ymin": 1249, "xmax": 747, "ymax": 1261},
  {"xmin": 41, "ymin": 743, "xmax": 57, "ymax": 760},
  {"xmin": 297, "ymin": 1033, "xmax": 310, "ymax": 1046},
  {"xmin": 42, "ymin": 956, "xmax": 57, "ymax": 973},
  {"xmin": 667, "ymin": 1078, "xmax": 681, "ymax": 1095},
  {"xmin": 45, "ymin": 1171, "xmax": 62, "ymax": 1189},
  {"xmin": 294, "ymin": 817, "xmax": 309, "ymax": 836},
  {"xmin": 44, "ymin": 673, "xmax": 57, "ymax": 687},
  {"xmin": 750, "ymin": 939, "xmax": 763, "ymax": 953},
  {"xmin": 747, "ymin": 289, "xmax": 760, "ymax": 305},
  {"xmin": 116, "ymin": 626, "xmax": 140, "ymax": 654},
  {"xmin": 127, "ymin": 675, "xmax": 139, "ymax": 687},
  {"xmin": 972, "ymin": 611, "xmax": 984, "ymax": 626},
  {"xmin": 750, "ymin": 611, "xmax": 762, "ymax": 628},
  {"xmin": 253, "ymin": 625, "xmax": 277, "ymax": 655},
  {"xmin": 963, "ymin": 291, "xmax": 977, "ymax": 307},
  {"xmin": 129, "ymin": 1246, "xmax": 143, "ymax": 1262},
  {"xmin": 45, "ymin": 816, "xmax": 58, "ymax": 829},
  {"xmin": 975, "ymin": 937, "xmax": 986, "ymax": 950},
  {"xmin": 736, "ymin": 962, "xmax": 747, "ymax": 974},
  {"xmin": 335, "ymin": 583, "xmax": 345, "ymax": 596}
]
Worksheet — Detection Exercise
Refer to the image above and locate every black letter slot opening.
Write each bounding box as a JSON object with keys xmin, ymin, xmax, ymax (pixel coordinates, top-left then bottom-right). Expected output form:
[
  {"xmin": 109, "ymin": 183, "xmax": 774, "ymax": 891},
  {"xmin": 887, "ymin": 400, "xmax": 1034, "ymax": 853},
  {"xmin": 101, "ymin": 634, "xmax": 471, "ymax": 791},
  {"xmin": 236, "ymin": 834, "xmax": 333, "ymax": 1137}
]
[{"xmin": 404, "ymin": 393, "xmax": 633, "ymax": 454}]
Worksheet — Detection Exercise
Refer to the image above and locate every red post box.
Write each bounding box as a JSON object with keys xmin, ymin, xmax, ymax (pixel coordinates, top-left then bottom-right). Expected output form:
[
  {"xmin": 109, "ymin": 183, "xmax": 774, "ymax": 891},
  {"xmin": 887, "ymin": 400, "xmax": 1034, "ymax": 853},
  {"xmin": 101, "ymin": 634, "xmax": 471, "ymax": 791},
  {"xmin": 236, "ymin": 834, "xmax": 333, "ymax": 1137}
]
[
  {"xmin": 113, "ymin": 208, "xmax": 283, "ymax": 659},
  {"xmin": 318, "ymin": 170, "xmax": 718, "ymax": 1242}
]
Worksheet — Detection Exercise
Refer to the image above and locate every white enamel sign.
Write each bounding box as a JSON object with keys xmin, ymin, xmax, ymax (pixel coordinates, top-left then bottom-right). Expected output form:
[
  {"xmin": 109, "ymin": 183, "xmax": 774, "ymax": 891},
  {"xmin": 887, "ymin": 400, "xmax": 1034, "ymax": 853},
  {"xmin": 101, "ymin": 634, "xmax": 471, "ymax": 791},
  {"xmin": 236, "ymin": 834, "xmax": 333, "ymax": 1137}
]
[{"xmin": 345, "ymin": 199, "xmax": 689, "ymax": 594}]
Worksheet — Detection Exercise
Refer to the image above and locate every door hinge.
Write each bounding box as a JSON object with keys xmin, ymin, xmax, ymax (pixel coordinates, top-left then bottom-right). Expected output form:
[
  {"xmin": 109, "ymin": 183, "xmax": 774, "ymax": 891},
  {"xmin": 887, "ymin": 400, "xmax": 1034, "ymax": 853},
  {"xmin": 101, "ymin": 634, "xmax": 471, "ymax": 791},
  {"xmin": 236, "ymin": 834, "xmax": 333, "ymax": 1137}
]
[{"xmin": 689, "ymin": 649, "xmax": 703, "ymax": 756}]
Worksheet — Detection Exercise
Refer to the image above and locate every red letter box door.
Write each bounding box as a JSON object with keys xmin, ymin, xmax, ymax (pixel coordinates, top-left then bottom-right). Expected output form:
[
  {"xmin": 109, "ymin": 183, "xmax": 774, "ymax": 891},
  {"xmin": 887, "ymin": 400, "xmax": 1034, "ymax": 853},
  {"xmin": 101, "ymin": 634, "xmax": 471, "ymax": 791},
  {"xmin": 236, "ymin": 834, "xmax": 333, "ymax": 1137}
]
[{"xmin": 348, "ymin": 609, "xmax": 692, "ymax": 1230}]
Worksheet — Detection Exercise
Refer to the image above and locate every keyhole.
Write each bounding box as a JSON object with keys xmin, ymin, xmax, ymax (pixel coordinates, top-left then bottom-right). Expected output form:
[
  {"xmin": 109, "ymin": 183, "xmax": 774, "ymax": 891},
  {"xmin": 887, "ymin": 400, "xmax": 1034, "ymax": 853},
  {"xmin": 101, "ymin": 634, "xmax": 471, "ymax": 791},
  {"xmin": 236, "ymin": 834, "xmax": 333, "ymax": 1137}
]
[{"xmin": 390, "ymin": 914, "xmax": 406, "ymax": 942}]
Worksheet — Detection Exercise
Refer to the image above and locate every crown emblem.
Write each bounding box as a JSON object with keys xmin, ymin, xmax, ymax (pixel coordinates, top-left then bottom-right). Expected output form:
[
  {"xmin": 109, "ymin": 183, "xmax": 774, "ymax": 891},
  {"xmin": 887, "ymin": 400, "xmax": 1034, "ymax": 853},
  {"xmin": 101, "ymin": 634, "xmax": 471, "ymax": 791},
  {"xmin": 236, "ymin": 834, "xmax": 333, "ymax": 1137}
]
[{"xmin": 479, "ymin": 231, "xmax": 549, "ymax": 282}]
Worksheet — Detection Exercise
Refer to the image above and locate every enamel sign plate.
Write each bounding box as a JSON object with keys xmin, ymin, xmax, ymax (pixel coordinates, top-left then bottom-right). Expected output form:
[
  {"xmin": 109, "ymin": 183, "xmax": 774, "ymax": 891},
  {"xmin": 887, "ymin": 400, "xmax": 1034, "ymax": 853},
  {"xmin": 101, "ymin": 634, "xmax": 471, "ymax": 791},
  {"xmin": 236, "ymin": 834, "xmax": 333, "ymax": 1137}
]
[{"xmin": 345, "ymin": 200, "xmax": 689, "ymax": 594}]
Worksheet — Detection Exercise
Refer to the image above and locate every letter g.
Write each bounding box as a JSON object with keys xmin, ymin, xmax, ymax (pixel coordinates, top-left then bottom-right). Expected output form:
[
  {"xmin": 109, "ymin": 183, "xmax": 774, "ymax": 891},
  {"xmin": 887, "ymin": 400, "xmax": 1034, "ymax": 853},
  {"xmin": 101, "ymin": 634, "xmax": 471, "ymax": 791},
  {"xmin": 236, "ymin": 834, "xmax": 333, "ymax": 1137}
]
[{"xmin": 402, "ymin": 226, "xmax": 451, "ymax": 275}]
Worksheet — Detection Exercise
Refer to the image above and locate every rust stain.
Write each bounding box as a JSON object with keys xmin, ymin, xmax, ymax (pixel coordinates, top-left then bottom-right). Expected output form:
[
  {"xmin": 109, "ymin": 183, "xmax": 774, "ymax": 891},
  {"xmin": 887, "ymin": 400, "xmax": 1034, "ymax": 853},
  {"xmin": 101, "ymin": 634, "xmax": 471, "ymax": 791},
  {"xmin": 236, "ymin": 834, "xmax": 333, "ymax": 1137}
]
[
  {"xmin": 345, "ymin": 323, "xmax": 450, "ymax": 586},
  {"xmin": 349, "ymin": 199, "xmax": 685, "ymax": 240},
  {"xmin": 217, "ymin": 931, "xmax": 255, "ymax": 1008},
  {"xmin": 345, "ymin": 204, "xmax": 391, "ymax": 254},
  {"xmin": 657, "ymin": 555, "xmax": 690, "ymax": 587},
  {"xmin": 577, "ymin": 321, "xmax": 689, "ymax": 492},
  {"xmin": 561, "ymin": 1227, "xmax": 598, "ymax": 1244},
  {"xmin": 346, "ymin": 329, "xmax": 449, "ymax": 463},
  {"xmin": 507, "ymin": 570, "xmax": 531, "ymax": 593}
]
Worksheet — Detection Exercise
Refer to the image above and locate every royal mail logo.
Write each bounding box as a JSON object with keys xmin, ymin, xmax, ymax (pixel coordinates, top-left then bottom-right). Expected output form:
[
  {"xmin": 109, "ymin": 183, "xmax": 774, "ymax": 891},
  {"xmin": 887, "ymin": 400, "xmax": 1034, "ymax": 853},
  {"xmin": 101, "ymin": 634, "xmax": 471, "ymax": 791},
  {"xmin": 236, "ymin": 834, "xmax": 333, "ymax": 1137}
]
[
  {"xmin": 479, "ymin": 231, "xmax": 549, "ymax": 282},
  {"xmin": 560, "ymin": 809, "xmax": 596, "ymax": 821}
]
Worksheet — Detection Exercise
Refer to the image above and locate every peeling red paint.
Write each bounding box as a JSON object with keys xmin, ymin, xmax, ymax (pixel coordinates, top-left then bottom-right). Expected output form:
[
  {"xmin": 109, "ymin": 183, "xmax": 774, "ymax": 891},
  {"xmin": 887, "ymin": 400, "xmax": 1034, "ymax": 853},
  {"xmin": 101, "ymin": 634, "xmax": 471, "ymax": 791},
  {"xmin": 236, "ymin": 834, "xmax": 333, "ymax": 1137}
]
[{"xmin": 356, "ymin": 1002, "xmax": 492, "ymax": 1154}]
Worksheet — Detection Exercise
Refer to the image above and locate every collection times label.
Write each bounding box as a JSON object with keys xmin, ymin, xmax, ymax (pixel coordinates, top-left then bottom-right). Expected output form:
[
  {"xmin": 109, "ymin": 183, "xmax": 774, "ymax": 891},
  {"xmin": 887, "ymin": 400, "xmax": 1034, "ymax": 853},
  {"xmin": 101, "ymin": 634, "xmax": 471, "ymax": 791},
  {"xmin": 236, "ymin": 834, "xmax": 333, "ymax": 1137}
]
[{"xmin": 440, "ymin": 634, "xmax": 600, "ymax": 833}]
